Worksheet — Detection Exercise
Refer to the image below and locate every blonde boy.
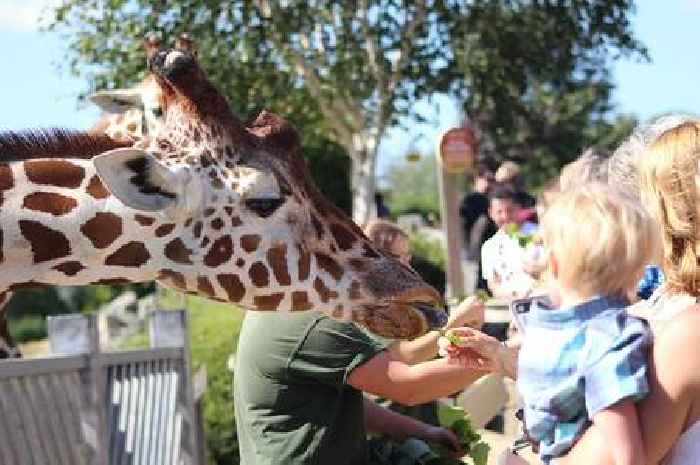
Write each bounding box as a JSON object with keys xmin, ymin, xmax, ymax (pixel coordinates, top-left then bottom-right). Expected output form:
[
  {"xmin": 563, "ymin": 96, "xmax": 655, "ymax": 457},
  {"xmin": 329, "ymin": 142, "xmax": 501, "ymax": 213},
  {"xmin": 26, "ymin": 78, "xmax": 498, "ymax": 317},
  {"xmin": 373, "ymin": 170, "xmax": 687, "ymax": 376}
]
[{"xmin": 517, "ymin": 184, "xmax": 660, "ymax": 465}]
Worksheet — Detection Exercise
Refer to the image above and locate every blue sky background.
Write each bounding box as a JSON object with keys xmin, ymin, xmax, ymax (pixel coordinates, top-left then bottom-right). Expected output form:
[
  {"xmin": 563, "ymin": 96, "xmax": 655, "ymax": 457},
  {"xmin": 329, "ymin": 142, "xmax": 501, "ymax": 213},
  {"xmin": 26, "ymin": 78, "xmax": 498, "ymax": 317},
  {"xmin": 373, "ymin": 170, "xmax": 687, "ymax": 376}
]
[{"xmin": 1, "ymin": 1, "xmax": 699, "ymax": 178}]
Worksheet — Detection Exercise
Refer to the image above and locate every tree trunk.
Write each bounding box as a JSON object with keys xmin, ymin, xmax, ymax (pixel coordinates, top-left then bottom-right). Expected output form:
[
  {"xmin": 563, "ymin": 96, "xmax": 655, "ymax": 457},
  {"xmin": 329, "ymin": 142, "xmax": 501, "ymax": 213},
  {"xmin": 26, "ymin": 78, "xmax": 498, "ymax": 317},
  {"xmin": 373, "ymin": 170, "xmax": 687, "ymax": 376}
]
[{"xmin": 350, "ymin": 153, "xmax": 377, "ymax": 228}]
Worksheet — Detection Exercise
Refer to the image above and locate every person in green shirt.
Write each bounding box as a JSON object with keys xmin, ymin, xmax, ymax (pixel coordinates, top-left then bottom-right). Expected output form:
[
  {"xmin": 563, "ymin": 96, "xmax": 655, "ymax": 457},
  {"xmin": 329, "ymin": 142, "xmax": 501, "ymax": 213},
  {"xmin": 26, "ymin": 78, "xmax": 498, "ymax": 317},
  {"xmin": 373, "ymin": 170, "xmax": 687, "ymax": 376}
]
[{"xmin": 234, "ymin": 295, "xmax": 486, "ymax": 465}]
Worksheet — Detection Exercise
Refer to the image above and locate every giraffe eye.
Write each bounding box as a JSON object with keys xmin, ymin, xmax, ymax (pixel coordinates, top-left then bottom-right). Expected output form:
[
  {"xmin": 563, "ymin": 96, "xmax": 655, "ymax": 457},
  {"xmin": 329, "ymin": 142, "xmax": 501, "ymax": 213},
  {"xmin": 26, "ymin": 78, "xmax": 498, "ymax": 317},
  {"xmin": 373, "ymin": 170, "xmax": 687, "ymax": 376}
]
[
  {"xmin": 245, "ymin": 198, "xmax": 284, "ymax": 218},
  {"xmin": 152, "ymin": 107, "xmax": 163, "ymax": 118}
]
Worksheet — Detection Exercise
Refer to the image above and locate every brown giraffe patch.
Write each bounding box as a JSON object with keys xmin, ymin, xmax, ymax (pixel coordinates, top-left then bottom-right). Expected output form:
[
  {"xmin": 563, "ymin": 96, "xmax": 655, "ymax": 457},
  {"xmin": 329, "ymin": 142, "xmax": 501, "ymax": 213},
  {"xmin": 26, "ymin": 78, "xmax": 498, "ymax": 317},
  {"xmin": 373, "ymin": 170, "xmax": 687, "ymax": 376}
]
[
  {"xmin": 134, "ymin": 214, "xmax": 155, "ymax": 226},
  {"xmin": 0, "ymin": 165, "xmax": 14, "ymax": 204},
  {"xmin": 315, "ymin": 253, "xmax": 344, "ymax": 281},
  {"xmin": 204, "ymin": 236, "xmax": 234, "ymax": 267},
  {"xmin": 298, "ymin": 246, "xmax": 311, "ymax": 281},
  {"xmin": 349, "ymin": 258, "xmax": 370, "ymax": 272},
  {"xmin": 224, "ymin": 206, "xmax": 233, "ymax": 216},
  {"xmin": 193, "ymin": 221, "xmax": 203, "ymax": 238},
  {"xmin": 217, "ymin": 274, "xmax": 245, "ymax": 302},
  {"xmin": 19, "ymin": 220, "xmax": 71, "ymax": 263},
  {"xmin": 231, "ymin": 216, "xmax": 242, "ymax": 227},
  {"xmin": 349, "ymin": 280, "xmax": 363, "ymax": 300},
  {"xmin": 236, "ymin": 258, "xmax": 245, "ymax": 267},
  {"xmin": 164, "ymin": 238, "xmax": 194, "ymax": 265},
  {"xmin": 330, "ymin": 223, "xmax": 356, "ymax": 251},
  {"xmin": 314, "ymin": 277, "xmax": 338, "ymax": 303},
  {"xmin": 155, "ymin": 223, "xmax": 176, "ymax": 237},
  {"xmin": 332, "ymin": 305, "xmax": 344, "ymax": 318},
  {"xmin": 80, "ymin": 212, "xmax": 122, "ymax": 249},
  {"xmin": 94, "ymin": 278, "xmax": 132, "ymax": 285},
  {"xmin": 267, "ymin": 244, "xmax": 291, "ymax": 286},
  {"xmin": 210, "ymin": 217, "xmax": 224, "ymax": 230},
  {"xmin": 240, "ymin": 234, "xmax": 261, "ymax": 253},
  {"xmin": 249, "ymin": 262, "xmax": 269, "ymax": 287},
  {"xmin": 311, "ymin": 214, "xmax": 324, "ymax": 239},
  {"xmin": 23, "ymin": 192, "xmax": 77, "ymax": 216},
  {"xmin": 53, "ymin": 261, "xmax": 85, "ymax": 276},
  {"xmin": 158, "ymin": 269, "xmax": 187, "ymax": 289},
  {"xmin": 201, "ymin": 237, "xmax": 211, "ymax": 248},
  {"xmin": 254, "ymin": 293, "xmax": 285, "ymax": 311},
  {"xmin": 105, "ymin": 242, "xmax": 151, "ymax": 267},
  {"xmin": 25, "ymin": 160, "xmax": 85, "ymax": 188},
  {"xmin": 197, "ymin": 276, "xmax": 216, "ymax": 297},
  {"xmin": 291, "ymin": 291, "xmax": 313, "ymax": 311},
  {"xmin": 204, "ymin": 208, "xmax": 216, "ymax": 217},
  {"xmin": 86, "ymin": 175, "xmax": 110, "ymax": 199}
]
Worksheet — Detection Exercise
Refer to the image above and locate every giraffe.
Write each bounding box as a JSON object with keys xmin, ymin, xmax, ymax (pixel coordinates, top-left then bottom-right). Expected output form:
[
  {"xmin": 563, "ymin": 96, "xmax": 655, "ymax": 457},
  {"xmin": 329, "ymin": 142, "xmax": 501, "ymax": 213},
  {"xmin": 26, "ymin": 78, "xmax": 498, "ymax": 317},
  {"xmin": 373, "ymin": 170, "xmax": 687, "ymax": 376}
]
[
  {"xmin": 0, "ymin": 46, "xmax": 445, "ymax": 355},
  {"xmin": 0, "ymin": 34, "xmax": 196, "ymax": 359}
]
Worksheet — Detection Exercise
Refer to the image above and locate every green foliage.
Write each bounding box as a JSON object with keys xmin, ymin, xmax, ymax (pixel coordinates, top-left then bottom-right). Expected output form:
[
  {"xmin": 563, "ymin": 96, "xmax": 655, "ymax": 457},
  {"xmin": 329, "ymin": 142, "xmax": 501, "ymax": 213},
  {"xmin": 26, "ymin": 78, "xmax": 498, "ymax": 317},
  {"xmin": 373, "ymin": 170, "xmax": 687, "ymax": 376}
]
[
  {"xmin": 387, "ymin": 155, "xmax": 441, "ymax": 220},
  {"xmin": 10, "ymin": 316, "xmax": 47, "ymax": 343},
  {"xmin": 446, "ymin": 1, "xmax": 645, "ymax": 187},
  {"xmin": 304, "ymin": 138, "xmax": 352, "ymax": 215},
  {"xmin": 409, "ymin": 233, "xmax": 446, "ymax": 270}
]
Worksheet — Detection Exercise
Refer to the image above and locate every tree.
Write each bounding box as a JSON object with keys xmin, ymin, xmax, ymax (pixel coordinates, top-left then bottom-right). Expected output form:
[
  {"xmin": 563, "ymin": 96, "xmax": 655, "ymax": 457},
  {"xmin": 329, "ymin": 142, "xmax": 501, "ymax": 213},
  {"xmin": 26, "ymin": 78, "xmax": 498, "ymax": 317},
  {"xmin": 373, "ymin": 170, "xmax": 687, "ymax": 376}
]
[
  {"xmin": 447, "ymin": 1, "xmax": 646, "ymax": 186},
  {"xmin": 385, "ymin": 154, "xmax": 441, "ymax": 220}
]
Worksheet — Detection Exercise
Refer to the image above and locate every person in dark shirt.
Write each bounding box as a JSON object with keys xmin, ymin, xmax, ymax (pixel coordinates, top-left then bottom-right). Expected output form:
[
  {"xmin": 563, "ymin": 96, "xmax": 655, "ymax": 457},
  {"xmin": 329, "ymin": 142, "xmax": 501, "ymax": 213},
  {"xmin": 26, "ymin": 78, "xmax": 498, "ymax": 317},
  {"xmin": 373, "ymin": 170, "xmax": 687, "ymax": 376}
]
[{"xmin": 460, "ymin": 165, "xmax": 497, "ymax": 291}]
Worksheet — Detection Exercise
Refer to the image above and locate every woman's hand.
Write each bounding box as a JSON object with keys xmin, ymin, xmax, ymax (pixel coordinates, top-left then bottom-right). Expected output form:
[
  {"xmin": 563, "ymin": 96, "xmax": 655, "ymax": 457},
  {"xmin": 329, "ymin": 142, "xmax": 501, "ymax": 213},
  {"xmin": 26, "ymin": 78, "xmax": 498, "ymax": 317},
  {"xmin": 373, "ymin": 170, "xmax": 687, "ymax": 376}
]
[
  {"xmin": 420, "ymin": 425, "xmax": 464, "ymax": 459},
  {"xmin": 447, "ymin": 296, "xmax": 485, "ymax": 330},
  {"xmin": 443, "ymin": 327, "xmax": 521, "ymax": 379}
]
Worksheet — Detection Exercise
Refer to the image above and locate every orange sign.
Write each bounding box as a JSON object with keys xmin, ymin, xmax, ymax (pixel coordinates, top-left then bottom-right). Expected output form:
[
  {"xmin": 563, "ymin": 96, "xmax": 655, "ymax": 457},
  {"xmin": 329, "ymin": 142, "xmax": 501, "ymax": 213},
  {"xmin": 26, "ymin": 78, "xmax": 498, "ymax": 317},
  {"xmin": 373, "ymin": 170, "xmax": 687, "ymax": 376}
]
[{"xmin": 438, "ymin": 126, "xmax": 476, "ymax": 173}]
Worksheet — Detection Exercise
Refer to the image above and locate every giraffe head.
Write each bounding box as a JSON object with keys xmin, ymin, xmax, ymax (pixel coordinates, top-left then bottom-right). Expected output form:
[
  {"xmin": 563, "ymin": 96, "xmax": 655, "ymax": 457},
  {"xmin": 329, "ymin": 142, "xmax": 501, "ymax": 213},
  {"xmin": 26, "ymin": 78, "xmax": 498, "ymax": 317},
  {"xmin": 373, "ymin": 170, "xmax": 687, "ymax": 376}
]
[{"xmin": 92, "ymin": 47, "xmax": 444, "ymax": 339}]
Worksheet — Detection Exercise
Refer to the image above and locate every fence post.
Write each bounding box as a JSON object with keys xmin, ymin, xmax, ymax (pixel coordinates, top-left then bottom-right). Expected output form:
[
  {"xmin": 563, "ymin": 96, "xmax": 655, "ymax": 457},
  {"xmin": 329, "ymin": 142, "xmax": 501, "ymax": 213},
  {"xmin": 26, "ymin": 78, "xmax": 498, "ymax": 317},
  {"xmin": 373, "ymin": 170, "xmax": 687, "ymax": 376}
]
[
  {"xmin": 151, "ymin": 309, "xmax": 199, "ymax": 465},
  {"xmin": 48, "ymin": 314, "xmax": 108, "ymax": 465}
]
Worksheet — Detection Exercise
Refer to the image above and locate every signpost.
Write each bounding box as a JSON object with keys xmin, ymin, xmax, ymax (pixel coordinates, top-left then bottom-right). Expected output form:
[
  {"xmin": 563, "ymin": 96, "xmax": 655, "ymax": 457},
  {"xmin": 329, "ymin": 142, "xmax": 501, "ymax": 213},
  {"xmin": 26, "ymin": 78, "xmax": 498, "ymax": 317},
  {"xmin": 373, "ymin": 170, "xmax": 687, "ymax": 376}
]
[{"xmin": 436, "ymin": 125, "xmax": 477, "ymax": 300}]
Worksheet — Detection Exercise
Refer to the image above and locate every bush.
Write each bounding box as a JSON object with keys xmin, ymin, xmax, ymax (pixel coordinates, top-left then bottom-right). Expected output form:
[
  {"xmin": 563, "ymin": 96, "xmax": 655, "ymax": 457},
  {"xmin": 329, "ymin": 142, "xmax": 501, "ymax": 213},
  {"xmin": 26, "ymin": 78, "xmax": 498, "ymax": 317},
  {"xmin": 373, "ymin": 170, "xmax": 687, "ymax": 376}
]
[
  {"xmin": 10, "ymin": 315, "xmax": 48, "ymax": 343},
  {"xmin": 409, "ymin": 233, "xmax": 446, "ymax": 296}
]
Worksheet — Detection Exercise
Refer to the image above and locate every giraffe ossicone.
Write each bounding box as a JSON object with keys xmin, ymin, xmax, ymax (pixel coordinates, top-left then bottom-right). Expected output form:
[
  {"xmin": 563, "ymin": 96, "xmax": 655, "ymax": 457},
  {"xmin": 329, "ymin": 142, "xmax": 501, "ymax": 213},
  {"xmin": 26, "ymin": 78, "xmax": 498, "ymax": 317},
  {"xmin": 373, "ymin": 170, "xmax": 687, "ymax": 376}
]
[{"xmin": 0, "ymin": 46, "xmax": 445, "ymax": 347}]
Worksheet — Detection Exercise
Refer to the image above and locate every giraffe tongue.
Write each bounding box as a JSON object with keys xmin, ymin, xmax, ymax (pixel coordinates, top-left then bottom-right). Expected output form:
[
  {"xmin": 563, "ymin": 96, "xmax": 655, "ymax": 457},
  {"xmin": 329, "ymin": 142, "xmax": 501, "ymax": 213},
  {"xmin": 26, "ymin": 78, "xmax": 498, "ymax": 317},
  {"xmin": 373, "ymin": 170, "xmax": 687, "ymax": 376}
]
[{"xmin": 413, "ymin": 303, "xmax": 448, "ymax": 330}]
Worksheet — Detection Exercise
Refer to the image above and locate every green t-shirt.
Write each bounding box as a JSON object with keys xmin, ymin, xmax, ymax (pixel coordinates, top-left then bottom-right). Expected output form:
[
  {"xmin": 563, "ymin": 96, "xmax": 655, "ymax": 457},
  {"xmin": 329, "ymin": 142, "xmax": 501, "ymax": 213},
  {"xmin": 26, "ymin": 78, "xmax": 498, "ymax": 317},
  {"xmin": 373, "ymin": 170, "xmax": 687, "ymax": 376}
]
[{"xmin": 234, "ymin": 311, "xmax": 390, "ymax": 465}]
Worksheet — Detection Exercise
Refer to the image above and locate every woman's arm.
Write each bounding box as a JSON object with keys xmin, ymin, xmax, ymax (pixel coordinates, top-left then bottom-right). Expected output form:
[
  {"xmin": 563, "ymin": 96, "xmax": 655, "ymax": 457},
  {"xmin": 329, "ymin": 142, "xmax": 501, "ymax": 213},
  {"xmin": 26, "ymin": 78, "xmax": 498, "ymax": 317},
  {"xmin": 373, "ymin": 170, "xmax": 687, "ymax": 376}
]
[{"xmin": 590, "ymin": 400, "xmax": 645, "ymax": 465}]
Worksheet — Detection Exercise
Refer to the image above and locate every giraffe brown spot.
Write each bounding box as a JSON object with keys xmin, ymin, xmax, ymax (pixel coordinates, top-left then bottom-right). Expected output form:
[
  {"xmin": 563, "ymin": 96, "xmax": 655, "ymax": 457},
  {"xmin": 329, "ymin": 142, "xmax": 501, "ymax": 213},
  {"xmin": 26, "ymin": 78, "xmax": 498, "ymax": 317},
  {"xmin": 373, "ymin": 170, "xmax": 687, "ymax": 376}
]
[
  {"xmin": 330, "ymin": 223, "xmax": 356, "ymax": 251},
  {"xmin": 298, "ymin": 246, "xmax": 311, "ymax": 281},
  {"xmin": 0, "ymin": 165, "xmax": 14, "ymax": 204},
  {"xmin": 25, "ymin": 160, "xmax": 85, "ymax": 188},
  {"xmin": 164, "ymin": 238, "xmax": 193, "ymax": 265},
  {"xmin": 158, "ymin": 269, "xmax": 186, "ymax": 289},
  {"xmin": 332, "ymin": 305, "xmax": 345, "ymax": 318},
  {"xmin": 193, "ymin": 221, "xmax": 203, "ymax": 239},
  {"xmin": 134, "ymin": 214, "xmax": 156, "ymax": 226},
  {"xmin": 19, "ymin": 220, "xmax": 71, "ymax": 263},
  {"xmin": 81, "ymin": 212, "xmax": 122, "ymax": 249},
  {"xmin": 231, "ymin": 216, "xmax": 242, "ymax": 227},
  {"xmin": 311, "ymin": 214, "xmax": 324, "ymax": 239},
  {"xmin": 249, "ymin": 262, "xmax": 269, "ymax": 287},
  {"xmin": 236, "ymin": 258, "xmax": 245, "ymax": 267},
  {"xmin": 197, "ymin": 276, "xmax": 216, "ymax": 297},
  {"xmin": 155, "ymin": 223, "xmax": 176, "ymax": 237},
  {"xmin": 224, "ymin": 206, "xmax": 233, "ymax": 216},
  {"xmin": 212, "ymin": 178, "xmax": 224, "ymax": 190},
  {"xmin": 349, "ymin": 280, "xmax": 363, "ymax": 300},
  {"xmin": 314, "ymin": 277, "xmax": 338, "ymax": 303},
  {"xmin": 240, "ymin": 234, "xmax": 261, "ymax": 253},
  {"xmin": 94, "ymin": 278, "xmax": 132, "ymax": 285},
  {"xmin": 211, "ymin": 217, "xmax": 224, "ymax": 230},
  {"xmin": 23, "ymin": 192, "xmax": 77, "ymax": 216},
  {"xmin": 53, "ymin": 261, "xmax": 85, "ymax": 277},
  {"xmin": 204, "ymin": 208, "xmax": 216, "ymax": 217},
  {"xmin": 105, "ymin": 242, "xmax": 151, "ymax": 267},
  {"xmin": 201, "ymin": 237, "xmax": 210, "ymax": 248},
  {"xmin": 217, "ymin": 274, "xmax": 245, "ymax": 302},
  {"xmin": 8, "ymin": 281, "xmax": 43, "ymax": 291},
  {"xmin": 185, "ymin": 218, "xmax": 193, "ymax": 227},
  {"xmin": 315, "ymin": 253, "xmax": 344, "ymax": 282},
  {"xmin": 86, "ymin": 175, "xmax": 110, "ymax": 199},
  {"xmin": 291, "ymin": 291, "xmax": 312, "ymax": 311},
  {"xmin": 254, "ymin": 293, "xmax": 285, "ymax": 311},
  {"xmin": 266, "ymin": 244, "xmax": 291, "ymax": 286},
  {"xmin": 204, "ymin": 236, "xmax": 234, "ymax": 267},
  {"xmin": 349, "ymin": 258, "xmax": 370, "ymax": 272},
  {"xmin": 363, "ymin": 243, "xmax": 380, "ymax": 258}
]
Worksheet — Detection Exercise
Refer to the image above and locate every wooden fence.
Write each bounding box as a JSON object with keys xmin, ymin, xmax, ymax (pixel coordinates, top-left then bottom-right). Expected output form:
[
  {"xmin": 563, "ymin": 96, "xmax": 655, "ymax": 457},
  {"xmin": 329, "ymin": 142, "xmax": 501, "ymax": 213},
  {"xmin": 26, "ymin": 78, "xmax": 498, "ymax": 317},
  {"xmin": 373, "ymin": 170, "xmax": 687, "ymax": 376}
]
[{"xmin": 0, "ymin": 309, "xmax": 206, "ymax": 465}]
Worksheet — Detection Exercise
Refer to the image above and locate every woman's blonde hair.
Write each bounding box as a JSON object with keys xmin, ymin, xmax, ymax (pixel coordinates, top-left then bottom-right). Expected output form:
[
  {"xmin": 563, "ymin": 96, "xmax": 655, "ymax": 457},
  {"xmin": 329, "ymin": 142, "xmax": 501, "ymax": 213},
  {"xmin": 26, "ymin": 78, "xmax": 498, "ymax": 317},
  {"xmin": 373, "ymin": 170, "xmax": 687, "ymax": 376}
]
[
  {"xmin": 639, "ymin": 121, "xmax": 700, "ymax": 294},
  {"xmin": 542, "ymin": 183, "xmax": 661, "ymax": 297},
  {"xmin": 559, "ymin": 147, "xmax": 611, "ymax": 191}
]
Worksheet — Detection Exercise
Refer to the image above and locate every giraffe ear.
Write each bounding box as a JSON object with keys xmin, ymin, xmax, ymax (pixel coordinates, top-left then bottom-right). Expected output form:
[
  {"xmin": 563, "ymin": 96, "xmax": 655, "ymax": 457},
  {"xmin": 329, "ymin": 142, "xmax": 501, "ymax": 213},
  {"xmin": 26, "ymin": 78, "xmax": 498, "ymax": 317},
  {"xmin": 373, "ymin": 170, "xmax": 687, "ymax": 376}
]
[
  {"xmin": 89, "ymin": 89, "xmax": 144, "ymax": 113},
  {"xmin": 93, "ymin": 148, "xmax": 201, "ymax": 216}
]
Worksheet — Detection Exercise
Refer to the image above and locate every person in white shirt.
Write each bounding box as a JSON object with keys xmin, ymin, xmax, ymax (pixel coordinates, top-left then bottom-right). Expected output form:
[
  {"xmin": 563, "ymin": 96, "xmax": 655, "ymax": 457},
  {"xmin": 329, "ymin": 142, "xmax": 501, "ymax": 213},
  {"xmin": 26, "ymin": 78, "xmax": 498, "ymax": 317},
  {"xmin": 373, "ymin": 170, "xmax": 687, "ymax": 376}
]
[{"xmin": 481, "ymin": 185, "xmax": 535, "ymax": 300}]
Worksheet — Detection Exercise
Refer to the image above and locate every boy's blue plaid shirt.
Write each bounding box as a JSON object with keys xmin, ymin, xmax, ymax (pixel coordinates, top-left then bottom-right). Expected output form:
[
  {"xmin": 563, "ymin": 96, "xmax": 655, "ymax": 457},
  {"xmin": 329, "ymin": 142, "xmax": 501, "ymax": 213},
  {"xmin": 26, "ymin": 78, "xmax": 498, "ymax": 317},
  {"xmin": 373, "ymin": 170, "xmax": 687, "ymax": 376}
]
[{"xmin": 517, "ymin": 296, "xmax": 651, "ymax": 463}]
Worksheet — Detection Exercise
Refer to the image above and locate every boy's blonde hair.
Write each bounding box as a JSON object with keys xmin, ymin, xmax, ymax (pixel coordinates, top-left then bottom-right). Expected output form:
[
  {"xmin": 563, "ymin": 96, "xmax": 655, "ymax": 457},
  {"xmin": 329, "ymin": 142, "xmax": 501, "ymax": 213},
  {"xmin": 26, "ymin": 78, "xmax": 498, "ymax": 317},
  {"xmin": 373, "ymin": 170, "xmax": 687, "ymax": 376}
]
[
  {"xmin": 542, "ymin": 183, "xmax": 661, "ymax": 297},
  {"xmin": 559, "ymin": 147, "xmax": 611, "ymax": 191},
  {"xmin": 639, "ymin": 121, "xmax": 700, "ymax": 294},
  {"xmin": 364, "ymin": 220, "xmax": 408, "ymax": 253}
]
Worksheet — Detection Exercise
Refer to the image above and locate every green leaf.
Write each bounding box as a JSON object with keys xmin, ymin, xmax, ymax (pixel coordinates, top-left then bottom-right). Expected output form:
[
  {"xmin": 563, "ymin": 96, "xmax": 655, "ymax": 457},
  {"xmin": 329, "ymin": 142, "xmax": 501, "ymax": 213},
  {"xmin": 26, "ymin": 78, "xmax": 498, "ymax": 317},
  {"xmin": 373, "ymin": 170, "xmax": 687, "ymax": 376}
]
[{"xmin": 470, "ymin": 442, "xmax": 490, "ymax": 465}]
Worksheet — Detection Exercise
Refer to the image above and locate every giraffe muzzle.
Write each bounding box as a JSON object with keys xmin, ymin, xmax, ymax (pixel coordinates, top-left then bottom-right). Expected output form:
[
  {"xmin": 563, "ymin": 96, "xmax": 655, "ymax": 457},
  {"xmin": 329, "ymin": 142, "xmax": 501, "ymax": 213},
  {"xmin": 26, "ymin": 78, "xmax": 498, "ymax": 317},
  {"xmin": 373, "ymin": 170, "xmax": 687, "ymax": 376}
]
[{"xmin": 413, "ymin": 303, "xmax": 448, "ymax": 330}]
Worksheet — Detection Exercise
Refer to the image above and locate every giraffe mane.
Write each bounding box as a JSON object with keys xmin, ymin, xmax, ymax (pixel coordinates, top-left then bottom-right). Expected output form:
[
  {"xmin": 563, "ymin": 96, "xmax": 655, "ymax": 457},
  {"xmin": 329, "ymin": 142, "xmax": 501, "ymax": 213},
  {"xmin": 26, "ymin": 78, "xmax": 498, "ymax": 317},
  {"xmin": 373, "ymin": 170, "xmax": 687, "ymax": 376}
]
[{"xmin": 0, "ymin": 129, "xmax": 131, "ymax": 161}]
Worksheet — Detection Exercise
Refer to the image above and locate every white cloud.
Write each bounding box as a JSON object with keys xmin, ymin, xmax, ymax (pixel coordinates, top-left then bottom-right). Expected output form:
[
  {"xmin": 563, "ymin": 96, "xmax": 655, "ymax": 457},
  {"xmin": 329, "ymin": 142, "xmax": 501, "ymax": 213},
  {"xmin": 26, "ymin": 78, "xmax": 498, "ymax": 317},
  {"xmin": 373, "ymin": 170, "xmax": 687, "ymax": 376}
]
[{"xmin": 0, "ymin": 0, "xmax": 61, "ymax": 32}]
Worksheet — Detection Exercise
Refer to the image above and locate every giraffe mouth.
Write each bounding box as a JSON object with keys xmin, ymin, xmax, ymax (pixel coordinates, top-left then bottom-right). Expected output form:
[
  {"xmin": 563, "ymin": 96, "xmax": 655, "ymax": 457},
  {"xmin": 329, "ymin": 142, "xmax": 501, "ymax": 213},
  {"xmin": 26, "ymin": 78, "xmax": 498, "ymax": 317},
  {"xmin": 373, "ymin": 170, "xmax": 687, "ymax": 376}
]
[{"xmin": 412, "ymin": 302, "xmax": 448, "ymax": 329}]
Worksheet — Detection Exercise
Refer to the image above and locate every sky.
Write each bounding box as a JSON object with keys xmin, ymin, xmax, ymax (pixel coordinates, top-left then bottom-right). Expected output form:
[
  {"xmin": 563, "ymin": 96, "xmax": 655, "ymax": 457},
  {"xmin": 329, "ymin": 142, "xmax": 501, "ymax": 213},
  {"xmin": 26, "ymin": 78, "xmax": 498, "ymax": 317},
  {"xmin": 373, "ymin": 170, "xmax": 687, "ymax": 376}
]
[{"xmin": 1, "ymin": 1, "xmax": 700, "ymax": 178}]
